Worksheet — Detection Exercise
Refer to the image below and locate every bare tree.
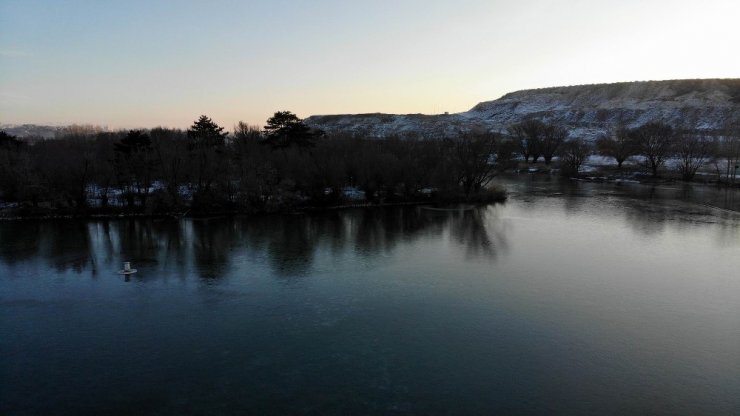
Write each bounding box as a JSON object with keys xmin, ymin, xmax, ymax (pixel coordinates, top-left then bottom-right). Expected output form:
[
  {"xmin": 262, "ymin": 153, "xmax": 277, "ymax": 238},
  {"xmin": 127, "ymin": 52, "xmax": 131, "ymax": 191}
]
[
  {"xmin": 151, "ymin": 127, "xmax": 188, "ymax": 208},
  {"xmin": 233, "ymin": 121, "xmax": 262, "ymax": 143},
  {"xmin": 449, "ymin": 133, "xmax": 498, "ymax": 199},
  {"xmin": 508, "ymin": 119, "xmax": 545, "ymax": 163},
  {"xmin": 540, "ymin": 123, "xmax": 567, "ymax": 164},
  {"xmin": 596, "ymin": 124, "xmax": 637, "ymax": 168},
  {"xmin": 55, "ymin": 124, "xmax": 106, "ymax": 138},
  {"xmin": 630, "ymin": 122, "xmax": 674, "ymax": 177},
  {"xmin": 114, "ymin": 130, "xmax": 156, "ymax": 208},
  {"xmin": 674, "ymin": 129, "xmax": 715, "ymax": 181},
  {"xmin": 558, "ymin": 138, "xmax": 592, "ymax": 177},
  {"xmin": 712, "ymin": 121, "xmax": 740, "ymax": 185}
]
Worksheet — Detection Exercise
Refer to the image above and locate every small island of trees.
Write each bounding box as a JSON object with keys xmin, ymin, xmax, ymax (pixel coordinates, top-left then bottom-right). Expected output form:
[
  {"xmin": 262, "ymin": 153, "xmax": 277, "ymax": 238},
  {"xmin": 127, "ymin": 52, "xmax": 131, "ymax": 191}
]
[{"xmin": 0, "ymin": 112, "xmax": 509, "ymax": 217}]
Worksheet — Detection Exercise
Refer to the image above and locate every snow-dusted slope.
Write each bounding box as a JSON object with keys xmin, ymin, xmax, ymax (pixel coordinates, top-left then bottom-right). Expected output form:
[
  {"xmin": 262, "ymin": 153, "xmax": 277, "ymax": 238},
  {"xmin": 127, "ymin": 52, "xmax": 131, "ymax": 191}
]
[
  {"xmin": 0, "ymin": 124, "xmax": 62, "ymax": 138},
  {"xmin": 305, "ymin": 79, "xmax": 740, "ymax": 140}
]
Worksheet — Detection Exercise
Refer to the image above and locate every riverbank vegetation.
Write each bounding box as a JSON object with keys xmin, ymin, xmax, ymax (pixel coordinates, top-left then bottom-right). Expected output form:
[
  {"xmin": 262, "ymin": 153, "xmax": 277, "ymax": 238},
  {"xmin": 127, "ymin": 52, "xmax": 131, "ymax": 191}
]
[
  {"xmin": 2, "ymin": 113, "xmax": 739, "ymax": 218},
  {"xmin": 509, "ymin": 118, "xmax": 740, "ymax": 184},
  {"xmin": 0, "ymin": 114, "xmax": 509, "ymax": 217}
]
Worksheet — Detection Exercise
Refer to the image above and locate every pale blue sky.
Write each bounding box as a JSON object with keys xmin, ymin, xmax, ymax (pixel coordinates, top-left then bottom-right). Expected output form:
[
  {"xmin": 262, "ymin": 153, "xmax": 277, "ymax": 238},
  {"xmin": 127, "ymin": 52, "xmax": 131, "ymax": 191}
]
[{"xmin": 1, "ymin": 0, "xmax": 739, "ymax": 129}]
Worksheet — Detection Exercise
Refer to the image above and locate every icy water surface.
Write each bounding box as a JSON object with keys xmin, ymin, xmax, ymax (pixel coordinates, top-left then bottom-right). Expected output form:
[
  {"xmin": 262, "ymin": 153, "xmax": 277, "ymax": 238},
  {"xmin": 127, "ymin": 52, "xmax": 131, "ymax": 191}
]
[{"xmin": 2, "ymin": 178, "xmax": 740, "ymax": 415}]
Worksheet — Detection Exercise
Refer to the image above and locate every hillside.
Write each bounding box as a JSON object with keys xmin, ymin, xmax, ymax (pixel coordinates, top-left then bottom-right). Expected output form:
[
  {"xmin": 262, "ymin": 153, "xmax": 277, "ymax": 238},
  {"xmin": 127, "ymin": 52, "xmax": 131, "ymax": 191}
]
[
  {"xmin": 0, "ymin": 124, "xmax": 62, "ymax": 138},
  {"xmin": 305, "ymin": 79, "xmax": 740, "ymax": 139}
]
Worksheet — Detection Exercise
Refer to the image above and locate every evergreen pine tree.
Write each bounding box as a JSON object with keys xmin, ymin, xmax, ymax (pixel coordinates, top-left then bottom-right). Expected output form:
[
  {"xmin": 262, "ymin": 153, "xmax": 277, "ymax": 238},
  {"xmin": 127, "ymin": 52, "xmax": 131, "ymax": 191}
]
[
  {"xmin": 263, "ymin": 111, "xmax": 320, "ymax": 149},
  {"xmin": 188, "ymin": 115, "xmax": 228, "ymax": 149}
]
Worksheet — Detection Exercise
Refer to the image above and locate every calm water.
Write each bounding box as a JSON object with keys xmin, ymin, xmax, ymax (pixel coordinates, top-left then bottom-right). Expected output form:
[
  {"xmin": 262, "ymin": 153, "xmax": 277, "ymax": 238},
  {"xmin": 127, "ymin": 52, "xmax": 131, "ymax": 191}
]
[{"xmin": 2, "ymin": 177, "xmax": 740, "ymax": 415}]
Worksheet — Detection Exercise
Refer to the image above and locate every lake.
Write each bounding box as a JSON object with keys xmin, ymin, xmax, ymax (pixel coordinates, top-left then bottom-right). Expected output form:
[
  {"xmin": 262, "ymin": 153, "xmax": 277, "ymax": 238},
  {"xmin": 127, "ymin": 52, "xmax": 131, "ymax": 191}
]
[{"xmin": 2, "ymin": 176, "xmax": 739, "ymax": 415}]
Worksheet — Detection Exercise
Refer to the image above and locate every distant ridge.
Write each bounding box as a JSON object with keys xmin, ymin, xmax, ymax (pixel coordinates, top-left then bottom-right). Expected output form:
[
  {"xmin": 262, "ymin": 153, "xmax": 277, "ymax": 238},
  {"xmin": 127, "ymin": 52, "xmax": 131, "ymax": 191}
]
[
  {"xmin": 306, "ymin": 79, "xmax": 740, "ymax": 139},
  {"xmin": 0, "ymin": 124, "xmax": 62, "ymax": 138},
  {"xmin": 5, "ymin": 79, "xmax": 739, "ymax": 140}
]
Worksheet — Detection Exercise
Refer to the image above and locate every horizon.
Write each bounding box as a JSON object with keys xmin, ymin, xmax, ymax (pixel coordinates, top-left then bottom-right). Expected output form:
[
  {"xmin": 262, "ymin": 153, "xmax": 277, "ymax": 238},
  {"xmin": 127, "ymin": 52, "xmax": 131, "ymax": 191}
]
[
  {"xmin": 2, "ymin": 0, "xmax": 739, "ymax": 129},
  {"xmin": 2, "ymin": 77, "xmax": 739, "ymax": 132}
]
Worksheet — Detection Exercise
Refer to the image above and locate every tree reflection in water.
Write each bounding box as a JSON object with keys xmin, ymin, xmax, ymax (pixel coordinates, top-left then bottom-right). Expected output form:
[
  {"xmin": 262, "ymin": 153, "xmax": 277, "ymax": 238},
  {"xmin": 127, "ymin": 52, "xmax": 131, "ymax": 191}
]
[
  {"xmin": 447, "ymin": 207, "xmax": 508, "ymax": 260},
  {"xmin": 4, "ymin": 176, "xmax": 740, "ymax": 280},
  {"xmin": 0, "ymin": 221, "xmax": 41, "ymax": 266},
  {"xmin": 191, "ymin": 218, "xmax": 239, "ymax": 279},
  {"xmin": 116, "ymin": 219, "xmax": 161, "ymax": 268},
  {"xmin": 0, "ymin": 205, "xmax": 509, "ymax": 279},
  {"xmin": 42, "ymin": 221, "xmax": 93, "ymax": 274}
]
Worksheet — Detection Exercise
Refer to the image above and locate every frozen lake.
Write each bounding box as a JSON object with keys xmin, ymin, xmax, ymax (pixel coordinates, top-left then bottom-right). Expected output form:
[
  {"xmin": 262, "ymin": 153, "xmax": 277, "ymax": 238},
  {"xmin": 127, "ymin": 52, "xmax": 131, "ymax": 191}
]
[{"xmin": 2, "ymin": 177, "xmax": 740, "ymax": 415}]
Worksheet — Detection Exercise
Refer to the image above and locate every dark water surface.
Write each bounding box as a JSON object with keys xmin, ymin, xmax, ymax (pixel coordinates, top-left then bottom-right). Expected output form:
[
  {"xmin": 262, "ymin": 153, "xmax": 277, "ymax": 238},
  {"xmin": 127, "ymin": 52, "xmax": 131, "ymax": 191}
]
[{"xmin": 2, "ymin": 177, "xmax": 740, "ymax": 415}]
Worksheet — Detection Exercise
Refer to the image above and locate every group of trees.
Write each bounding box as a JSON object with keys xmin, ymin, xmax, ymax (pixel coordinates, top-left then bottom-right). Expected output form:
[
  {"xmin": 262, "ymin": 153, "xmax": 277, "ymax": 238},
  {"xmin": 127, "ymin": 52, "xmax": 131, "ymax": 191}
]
[
  {"xmin": 596, "ymin": 121, "xmax": 738, "ymax": 181},
  {"xmin": 506, "ymin": 117, "xmax": 739, "ymax": 182},
  {"xmin": 508, "ymin": 119, "xmax": 569, "ymax": 165},
  {"xmin": 0, "ymin": 113, "xmax": 511, "ymax": 215},
  {"xmin": 507, "ymin": 119, "xmax": 591, "ymax": 175},
  {"xmin": 3, "ymin": 112, "xmax": 739, "ymax": 216}
]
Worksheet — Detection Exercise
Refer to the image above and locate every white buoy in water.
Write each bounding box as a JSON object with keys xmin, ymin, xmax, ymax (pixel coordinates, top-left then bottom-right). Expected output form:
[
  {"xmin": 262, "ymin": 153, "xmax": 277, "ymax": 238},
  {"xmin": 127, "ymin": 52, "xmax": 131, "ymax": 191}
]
[{"xmin": 118, "ymin": 261, "xmax": 137, "ymax": 275}]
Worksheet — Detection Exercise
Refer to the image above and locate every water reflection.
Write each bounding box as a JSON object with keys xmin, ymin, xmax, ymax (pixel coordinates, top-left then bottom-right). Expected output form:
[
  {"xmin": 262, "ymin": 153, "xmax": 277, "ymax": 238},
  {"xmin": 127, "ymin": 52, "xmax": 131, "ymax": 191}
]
[
  {"xmin": 2, "ymin": 177, "xmax": 739, "ymax": 279},
  {"xmin": 265, "ymin": 215, "xmax": 321, "ymax": 277},
  {"xmin": 192, "ymin": 219, "xmax": 238, "ymax": 279},
  {"xmin": 449, "ymin": 208, "xmax": 508, "ymax": 259},
  {"xmin": 3, "ymin": 179, "xmax": 740, "ymax": 415},
  {"xmin": 0, "ymin": 221, "xmax": 41, "ymax": 265},
  {"xmin": 0, "ymin": 205, "xmax": 509, "ymax": 279},
  {"xmin": 150, "ymin": 219, "xmax": 188, "ymax": 273},
  {"xmin": 501, "ymin": 175, "xmax": 740, "ymax": 239}
]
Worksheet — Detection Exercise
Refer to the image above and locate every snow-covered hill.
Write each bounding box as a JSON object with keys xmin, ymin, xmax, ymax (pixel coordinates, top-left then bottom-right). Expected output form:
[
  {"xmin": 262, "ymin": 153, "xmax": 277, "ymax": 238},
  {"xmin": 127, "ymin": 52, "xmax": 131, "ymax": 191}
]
[
  {"xmin": 0, "ymin": 124, "xmax": 62, "ymax": 138},
  {"xmin": 305, "ymin": 79, "xmax": 740, "ymax": 140}
]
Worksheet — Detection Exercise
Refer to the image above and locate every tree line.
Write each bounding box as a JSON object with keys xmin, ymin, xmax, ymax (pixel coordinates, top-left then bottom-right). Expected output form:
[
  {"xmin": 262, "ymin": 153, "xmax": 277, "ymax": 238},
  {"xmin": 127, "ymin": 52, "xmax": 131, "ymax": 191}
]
[
  {"xmin": 0, "ymin": 113, "xmax": 511, "ymax": 216},
  {"xmin": 1, "ymin": 113, "xmax": 739, "ymax": 216},
  {"xmin": 507, "ymin": 118, "xmax": 740, "ymax": 182},
  {"xmin": 593, "ymin": 121, "xmax": 739, "ymax": 182}
]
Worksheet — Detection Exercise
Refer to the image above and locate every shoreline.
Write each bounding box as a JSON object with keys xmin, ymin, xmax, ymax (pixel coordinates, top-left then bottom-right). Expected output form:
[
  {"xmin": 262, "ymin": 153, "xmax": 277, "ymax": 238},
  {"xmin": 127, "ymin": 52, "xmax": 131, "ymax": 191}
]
[{"xmin": 0, "ymin": 197, "xmax": 505, "ymax": 222}]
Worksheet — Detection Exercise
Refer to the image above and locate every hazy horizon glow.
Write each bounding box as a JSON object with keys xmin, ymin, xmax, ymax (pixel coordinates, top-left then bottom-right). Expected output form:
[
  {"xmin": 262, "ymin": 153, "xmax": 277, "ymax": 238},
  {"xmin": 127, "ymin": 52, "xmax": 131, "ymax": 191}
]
[{"xmin": 1, "ymin": 0, "xmax": 739, "ymax": 130}]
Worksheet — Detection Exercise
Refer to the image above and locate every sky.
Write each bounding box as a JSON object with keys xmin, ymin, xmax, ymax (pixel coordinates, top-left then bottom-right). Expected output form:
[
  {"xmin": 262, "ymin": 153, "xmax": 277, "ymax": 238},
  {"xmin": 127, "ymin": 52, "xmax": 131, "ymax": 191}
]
[{"xmin": 1, "ymin": 0, "xmax": 739, "ymax": 130}]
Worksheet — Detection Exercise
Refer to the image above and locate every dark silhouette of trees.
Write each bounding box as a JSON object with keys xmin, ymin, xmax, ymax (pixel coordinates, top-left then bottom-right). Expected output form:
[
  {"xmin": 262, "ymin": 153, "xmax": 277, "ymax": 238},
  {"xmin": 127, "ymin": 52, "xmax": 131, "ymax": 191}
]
[
  {"xmin": 674, "ymin": 130, "xmax": 715, "ymax": 181},
  {"xmin": 558, "ymin": 138, "xmax": 592, "ymax": 177},
  {"xmin": 40, "ymin": 109, "xmax": 740, "ymax": 217},
  {"xmin": 0, "ymin": 131, "xmax": 21, "ymax": 148},
  {"xmin": 114, "ymin": 130, "xmax": 156, "ymax": 208},
  {"xmin": 187, "ymin": 115, "xmax": 228, "ymax": 204},
  {"xmin": 508, "ymin": 119, "xmax": 565, "ymax": 164},
  {"xmin": 231, "ymin": 122, "xmax": 272, "ymax": 207},
  {"xmin": 508, "ymin": 119, "xmax": 545, "ymax": 163},
  {"xmin": 630, "ymin": 122, "xmax": 674, "ymax": 177},
  {"xmin": 712, "ymin": 122, "xmax": 740, "ymax": 185},
  {"xmin": 0, "ymin": 119, "xmax": 497, "ymax": 216},
  {"xmin": 596, "ymin": 124, "xmax": 637, "ymax": 168},
  {"xmin": 540, "ymin": 123, "xmax": 567, "ymax": 164},
  {"xmin": 0, "ymin": 131, "xmax": 29, "ymax": 202},
  {"xmin": 233, "ymin": 121, "xmax": 262, "ymax": 143},
  {"xmin": 150, "ymin": 127, "xmax": 188, "ymax": 209},
  {"xmin": 263, "ymin": 111, "xmax": 321, "ymax": 150},
  {"xmin": 188, "ymin": 115, "xmax": 228, "ymax": 146},
  {"xmin": 11, "ymin": 108, "xmax": 740, "ymax": 220},
  {"xmin": 92, "ymin": 134, "xmax": 116, "ymax": 209},
  {"xmin": 37, "ymin": 138, "xmax": 96, "ymax": 210},
  {"xmin": 449, "ymin": 133, "xmax": 499, "ymax": 199}
]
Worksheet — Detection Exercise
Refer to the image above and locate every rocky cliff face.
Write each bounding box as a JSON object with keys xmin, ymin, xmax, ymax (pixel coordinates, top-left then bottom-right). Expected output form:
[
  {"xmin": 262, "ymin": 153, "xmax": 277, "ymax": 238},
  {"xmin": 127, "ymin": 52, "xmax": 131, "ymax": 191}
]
[{"xmin": 305, "ymin": 79, "xmax": 740, "ymax": 140}]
